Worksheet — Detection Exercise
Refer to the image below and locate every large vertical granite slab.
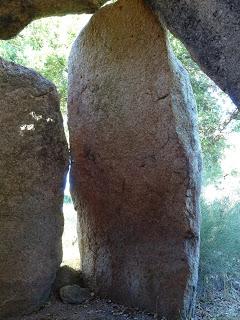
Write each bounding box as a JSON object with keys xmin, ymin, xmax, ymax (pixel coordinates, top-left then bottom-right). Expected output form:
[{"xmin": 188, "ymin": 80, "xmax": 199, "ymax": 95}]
[{"xmin": 68, "ymin": 0, "xmax": 202, "ymax": 318}]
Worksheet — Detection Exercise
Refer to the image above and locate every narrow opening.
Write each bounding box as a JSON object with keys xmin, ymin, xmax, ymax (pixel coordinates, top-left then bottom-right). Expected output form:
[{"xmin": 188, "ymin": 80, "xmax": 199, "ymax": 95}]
[
  {"xmin": 62, "ymin": 173, "xmax": 79, "ymax": 268},
  {"xmin": 0, "ymin": 14, "xmax": 92, "ymax": 270}
]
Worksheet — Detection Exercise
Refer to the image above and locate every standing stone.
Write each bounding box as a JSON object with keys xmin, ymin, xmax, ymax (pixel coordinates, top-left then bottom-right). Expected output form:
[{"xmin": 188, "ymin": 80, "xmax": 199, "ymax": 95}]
[
  {"xmin": 68, "ymin": 0, "xmax": 202, "ymax": 318},
  {"xmin": 0, "ymin": 59, "xmax": 68, "ymax": 318}
]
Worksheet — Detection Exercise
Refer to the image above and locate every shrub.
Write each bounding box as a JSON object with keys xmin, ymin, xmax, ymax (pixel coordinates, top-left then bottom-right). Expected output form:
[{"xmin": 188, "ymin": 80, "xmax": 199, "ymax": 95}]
[{"xmin": 199, "ymin": 198, "xmax": 240, "ymax": 293}]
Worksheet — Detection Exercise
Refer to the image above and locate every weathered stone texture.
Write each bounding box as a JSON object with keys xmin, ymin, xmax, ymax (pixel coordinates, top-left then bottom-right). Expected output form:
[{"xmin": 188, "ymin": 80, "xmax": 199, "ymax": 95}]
[
  {"xmin": 0, "ymin": 59, "xmax": 68, "ymax": 318},
  {"xmin": 59, "ymin": 285, "xmax": 91, "ymax": 305},
  {"xmin": 146, "ymin": 0, "xmax": 240, "ymax": 108},
  {"xmin": 1, "ymin": 1, "xmax": 239, "ymax": 109},
  {"xmin": 0, "ymin": 0, "xmax": 106, "ymax": 39},
  {"xmin": 68, "ymin": 0, "xmax": 202, "ymax": 319}
]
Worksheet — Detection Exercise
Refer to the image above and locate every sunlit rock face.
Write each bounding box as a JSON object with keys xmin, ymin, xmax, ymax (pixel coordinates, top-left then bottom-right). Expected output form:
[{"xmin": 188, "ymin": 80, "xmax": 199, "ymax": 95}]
[
  {"xmin": 0, "ymin": 0, "xmax": 106, "ymax": 39},
  {"xmin": 68, "ymin": 0, "xmax": 202, "ymax": 318},
  {"xmin": 145, "ymin": 0, "xmax": 240, "ymax": 109},
  {"xmin": 0, "ymin": 59, "xmax": 68, "ymax": 318},
  {"xmin": 1, "ymin": 1, "xmax": 239, "ymax": 110}
]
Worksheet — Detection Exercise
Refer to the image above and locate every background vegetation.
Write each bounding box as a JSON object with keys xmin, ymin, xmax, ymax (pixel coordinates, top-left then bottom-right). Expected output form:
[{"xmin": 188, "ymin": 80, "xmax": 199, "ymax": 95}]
[
  {"xmin": 1, "ymin": 14, "xmax": 240, "ymax": 313},
  {"xmin": 170, "ymin": 36, "xmax": 240, "ymax": 308}
]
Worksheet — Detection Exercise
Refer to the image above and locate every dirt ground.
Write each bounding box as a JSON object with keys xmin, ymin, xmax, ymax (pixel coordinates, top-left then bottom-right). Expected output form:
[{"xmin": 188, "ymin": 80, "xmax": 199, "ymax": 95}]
[
  {"xmin": 15, "ymin": 298, "xmax": 154, "ymax": 320},
  {"xmin": 11, "ymin": 293, "xmax": 240, "ymax": 320},
  {"xmin": 14, "ymin": 204, "xmax": 240, "ymax": 320},
  {"xmin": 195, "ymin": 290, "xmax": 240, "ymax": 320}
]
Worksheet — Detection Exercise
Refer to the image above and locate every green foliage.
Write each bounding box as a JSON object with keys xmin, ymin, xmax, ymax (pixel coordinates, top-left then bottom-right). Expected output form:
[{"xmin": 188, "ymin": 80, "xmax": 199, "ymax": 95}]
[
  {"xmin": 169, "ymin": 35, "xmax": 230, "ymax": 184},
  {"xmin": 43, "ymin": 54, "xmax": 68, "ymax": 110},
  {"xmin": 64, "ymin": 194, "xmax": 73, "ymax": 204},
  {"xmin": 0, "ymin": 21, "xmax": 237, "ymax": 182},
  {"xmin": 169, "ymin": 35, "xmax": 240, "ymax": 294},
  {"xmin": 0, "ymin": 16, "xmax": 86, "ymax": 113},
  {"xmin": 0, "ymin": 36, "xmax": 27, "ymax": 65},
  {"xmin": 200, "ymin": 198, "xmax": 240, "ymax": 285}
]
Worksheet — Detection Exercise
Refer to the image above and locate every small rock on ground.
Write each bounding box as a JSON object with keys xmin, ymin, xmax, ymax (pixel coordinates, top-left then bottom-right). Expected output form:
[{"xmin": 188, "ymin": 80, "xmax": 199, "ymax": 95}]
[{"xmin": 60, "ymin": 285, "xmax": 92, "ymax": 304}]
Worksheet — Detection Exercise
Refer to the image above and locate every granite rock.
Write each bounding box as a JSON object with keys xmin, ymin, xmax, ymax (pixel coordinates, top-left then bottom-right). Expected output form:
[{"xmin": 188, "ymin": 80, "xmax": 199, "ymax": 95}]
[
  {"xmin": 0, "ymin": 58, "xmax": 69, "ymax": 318},
  {"xmin": 68, "ymin": 0, "xmax": 202, "ymax": 318}
]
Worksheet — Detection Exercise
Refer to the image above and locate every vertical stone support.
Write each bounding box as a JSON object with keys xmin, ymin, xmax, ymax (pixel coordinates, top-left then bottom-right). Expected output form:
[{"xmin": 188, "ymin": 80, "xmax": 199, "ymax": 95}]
[
  {"xmin": 68, "ymin": 0, "xmax": 202, "ymax": 318},
  {"xmin": 0, "ymin": 59, "xmax": 68, "ymax": 318}
]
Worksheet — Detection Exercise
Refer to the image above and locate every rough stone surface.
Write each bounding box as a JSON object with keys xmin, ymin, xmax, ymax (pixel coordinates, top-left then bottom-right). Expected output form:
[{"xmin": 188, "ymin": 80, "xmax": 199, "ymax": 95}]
[
  {"xmin": 1, "ymin": 1, "xmax": 239, "ymax": 109},
  {"xmin": 68, "ymin": 0, "xmax": 202, "ymax": 319},
  {"xmin": 53, "ymin": 265, "xmax": 84, "ymax": 296},
  {"xmin": 0, "ymin": 58, "xmax": 68, "ymax": 318},
  {"xmin": 0, "ymin": 0, "xmax": 106, "ymax": 39},
  {"xmin": 145, "ymin": 0, "xmax": 240, "ymax": 108},
  {"xmin": 60, "ymin": 285, "xmax": 92, "ymax": 304}
]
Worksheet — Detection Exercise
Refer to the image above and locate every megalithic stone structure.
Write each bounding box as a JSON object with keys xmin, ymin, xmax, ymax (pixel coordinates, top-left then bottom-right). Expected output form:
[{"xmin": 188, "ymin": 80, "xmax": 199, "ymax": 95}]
[
  {"xmin": 0, "ymin": 59, "xmax": 69, "ymax": 318},
  {"xmin": 68, "ymin": 0, "xmax": 202, "ymax": 318}
]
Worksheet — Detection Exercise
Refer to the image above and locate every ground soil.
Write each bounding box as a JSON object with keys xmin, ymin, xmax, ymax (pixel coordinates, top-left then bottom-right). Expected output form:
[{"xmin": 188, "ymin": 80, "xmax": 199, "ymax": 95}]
[
  {"xmin": 15, "ymin": 297, "xmax": 154, "ymax": 320},
  {"xmin": 195, "ymin": 289, "xmax": 240, "ymax": 319},
  {"xmin": 15, "ymin": 205, "xmax": 239, "ymax": 320},
  {"xmin": 10, "ymin": 291, "xmax": 239, "ymax": 320}
]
